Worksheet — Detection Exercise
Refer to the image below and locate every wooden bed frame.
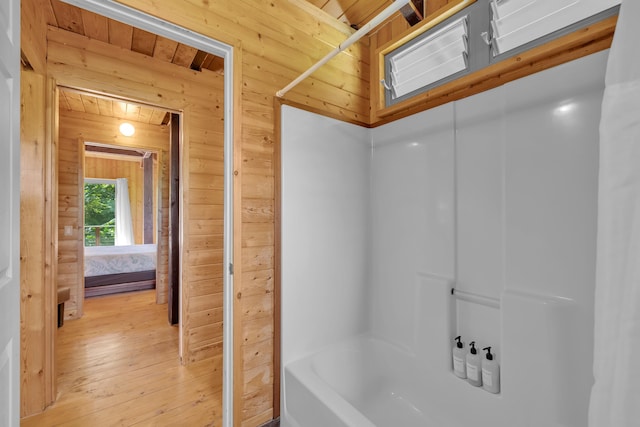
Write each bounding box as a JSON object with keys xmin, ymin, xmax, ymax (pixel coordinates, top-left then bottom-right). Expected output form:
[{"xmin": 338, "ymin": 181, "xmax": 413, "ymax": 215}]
[{"xmin": 84, "ymin": 270, "xmax": 156, "ymax": 298}]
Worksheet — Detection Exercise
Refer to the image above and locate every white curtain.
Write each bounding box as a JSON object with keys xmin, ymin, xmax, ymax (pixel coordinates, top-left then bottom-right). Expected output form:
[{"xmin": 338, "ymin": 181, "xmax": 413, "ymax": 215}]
[
  {"xmin": 115, "ymin": 178, "xmax": 134, "ymax": 246},
  {"xmin": 589, "ymin": 1, "xmax": 640, "ymax": 426}
]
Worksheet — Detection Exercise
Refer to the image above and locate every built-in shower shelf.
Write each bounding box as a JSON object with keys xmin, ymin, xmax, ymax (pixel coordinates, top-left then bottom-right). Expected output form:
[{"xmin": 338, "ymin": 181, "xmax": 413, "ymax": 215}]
[{"xmin": 451, "ymin": 287, "xmax": 500, "ymax": 308}]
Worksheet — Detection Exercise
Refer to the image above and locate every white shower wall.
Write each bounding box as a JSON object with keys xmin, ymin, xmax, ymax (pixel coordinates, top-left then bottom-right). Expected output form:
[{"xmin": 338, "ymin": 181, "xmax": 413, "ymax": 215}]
[
  {"xmin": 371, "ymin": 104, "xmax": 456, "ymax": 350},
  {"xmin": 281, "ymin": 108, "xmax": 371, "ymax": 366},
  {"xmin": 373, "ymin": 50, "xmax": 604, "ymax": 357},
  {"xmin": 281, "ymin": 50, "xmax": 607, "ymax": 425}
]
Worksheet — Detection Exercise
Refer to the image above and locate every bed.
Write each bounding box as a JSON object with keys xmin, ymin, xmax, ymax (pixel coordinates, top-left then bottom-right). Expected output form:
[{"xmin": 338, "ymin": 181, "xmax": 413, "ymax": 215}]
[{"xmin": 84, "ymin": 243, "xmax": 157, "ymax": 297}]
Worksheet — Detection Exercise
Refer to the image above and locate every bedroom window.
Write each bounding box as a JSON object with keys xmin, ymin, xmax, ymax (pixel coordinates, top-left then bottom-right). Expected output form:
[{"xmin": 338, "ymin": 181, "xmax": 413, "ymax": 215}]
[{"xmin": 84, "ymin": 180, "xmax": 116, "ymax": 246}]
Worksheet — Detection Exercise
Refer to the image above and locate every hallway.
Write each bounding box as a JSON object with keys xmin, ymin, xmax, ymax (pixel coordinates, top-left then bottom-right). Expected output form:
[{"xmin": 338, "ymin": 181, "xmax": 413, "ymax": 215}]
[{"xmin": 21, "ymin": 290, "xmax": 222, "ymax": 426}]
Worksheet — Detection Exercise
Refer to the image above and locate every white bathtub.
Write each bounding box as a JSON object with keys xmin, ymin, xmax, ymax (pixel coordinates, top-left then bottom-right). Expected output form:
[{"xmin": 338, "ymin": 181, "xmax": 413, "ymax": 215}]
[{"xmin": 283, "ymin": 334, "xmax": 500, "ymax": 427}]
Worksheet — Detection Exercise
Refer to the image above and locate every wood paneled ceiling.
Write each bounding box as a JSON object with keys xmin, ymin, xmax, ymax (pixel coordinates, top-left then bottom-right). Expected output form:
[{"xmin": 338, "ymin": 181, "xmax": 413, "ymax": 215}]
[
  {"xmin": 45, "ymin": 0, "xmax": 224, "ymax": 73},
  {"xmin": 50, "ymin": 0, "xmax": 410, "ymax": 126},
  {"xmin": 59, "ymin": 88, "xmax": 171, "ymax": 126},
  {"xmin": 306, "ymin": 0, "xmax": 399, "ymax": 28},
  {"xmin": 45, "ymin": 0, "xmax": 405, "ymax": 75}
]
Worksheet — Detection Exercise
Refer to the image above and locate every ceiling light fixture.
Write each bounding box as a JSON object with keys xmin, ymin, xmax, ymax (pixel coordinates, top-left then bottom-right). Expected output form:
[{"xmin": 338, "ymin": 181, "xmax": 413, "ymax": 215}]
[{"xmin": 119, "ymin": 122, "xmax": 135, "ymax": 137}]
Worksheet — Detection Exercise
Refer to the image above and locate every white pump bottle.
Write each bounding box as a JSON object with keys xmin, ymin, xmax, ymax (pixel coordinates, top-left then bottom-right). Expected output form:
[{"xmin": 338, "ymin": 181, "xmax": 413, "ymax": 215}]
[{"xmin": 466, "ymin": 341, "xmax": 482, "ymax": 387}]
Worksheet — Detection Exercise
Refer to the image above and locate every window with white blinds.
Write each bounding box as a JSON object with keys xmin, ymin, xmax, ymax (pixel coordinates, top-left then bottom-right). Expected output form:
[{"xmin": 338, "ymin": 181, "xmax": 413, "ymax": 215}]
[
  {"xmin": 387, "ymin": 16, "xmax": 469, "ymax": 100},
  {"xmin": 490, "ymin": 0, "xmax": 620, "ymax": 55}
]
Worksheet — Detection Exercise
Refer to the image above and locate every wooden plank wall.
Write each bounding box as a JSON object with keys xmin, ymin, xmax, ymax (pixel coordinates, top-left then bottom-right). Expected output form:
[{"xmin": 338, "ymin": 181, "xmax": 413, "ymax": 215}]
[
  {"xmin": 57, "ymin": 126, "xmax": 84, "ymax": 321},
  {"xmin": 20, "ymin": 0, "xmax": 48, "ymax": 73},
  {"xmin": 156, "ymin": 150, "xmax": 169, "ymax": 304},
  {"xmin": 48, "ymin": 26, "xmax": 226, "ymax": 367},
  {"xmin": 84, "ymin": 156, "xmax": 146, "ymax": 245},
  {"xmin": 58, "ymin": 109, "xmax": 170, "ymax": 318},
  {"xmin": 111, "ymin": 1, "xmax": 371, "ymax": 424},
  {"xmin": 20, "ymin": 69, "xmax": 57, "ymax": 417},
  {"xmin": 20, "ymin": 0, "xmax": 57, "ymax": 418}
]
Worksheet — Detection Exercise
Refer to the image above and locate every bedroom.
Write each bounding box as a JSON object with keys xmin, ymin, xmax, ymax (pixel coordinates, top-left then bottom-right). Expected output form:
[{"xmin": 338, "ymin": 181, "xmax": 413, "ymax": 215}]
[
  {"xmin": 58, "ymin": 89, "xmax": 172, "ymax": 302},
  {"xmin": 78, "ymin": 103, "xmax": 167, "ymax": 299}
]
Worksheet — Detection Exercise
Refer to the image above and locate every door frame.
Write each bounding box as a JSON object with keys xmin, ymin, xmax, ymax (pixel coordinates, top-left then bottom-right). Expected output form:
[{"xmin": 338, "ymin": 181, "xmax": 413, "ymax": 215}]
[
  {"xmin": 2, "ymin": 0, "xmax": 20, "ymax": 423},
  {"xmin": 59, "ymin": 1, "xmax": 236, "ymax": 425}
]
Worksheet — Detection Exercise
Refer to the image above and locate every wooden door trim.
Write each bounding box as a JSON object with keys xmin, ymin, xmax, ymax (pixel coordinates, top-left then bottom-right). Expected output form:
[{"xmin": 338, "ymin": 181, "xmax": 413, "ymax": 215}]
[{"xmin": 168, "ymin": 113, "xmax": 180, "ymax": 325}]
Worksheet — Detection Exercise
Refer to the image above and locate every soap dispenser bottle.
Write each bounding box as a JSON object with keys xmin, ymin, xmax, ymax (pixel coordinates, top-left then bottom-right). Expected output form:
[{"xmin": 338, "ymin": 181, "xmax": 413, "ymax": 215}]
[
  {"xmin": 466, "ymin": 341, "xmax": 482, "ymax": 387},
  {"xmin": 482, "ymin": 346, "xmax": 500, "ymax": 394},
  {"xmin": 452, "ymin": 336, "xmax": 467, "ymax": 379}
]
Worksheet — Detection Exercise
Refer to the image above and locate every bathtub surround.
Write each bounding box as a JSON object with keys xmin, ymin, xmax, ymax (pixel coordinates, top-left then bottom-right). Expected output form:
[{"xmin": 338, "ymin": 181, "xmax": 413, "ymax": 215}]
[
  {"xmin": 589, "ymin": 1, "xmax": 640, "ymax": 425},
  {"xmin": 280, "ymin": 113, "xmax": 371, "ymax": 366},
  {"xmin": 281, "ymin": 50, "xmax": 606, "ymax": 426}
]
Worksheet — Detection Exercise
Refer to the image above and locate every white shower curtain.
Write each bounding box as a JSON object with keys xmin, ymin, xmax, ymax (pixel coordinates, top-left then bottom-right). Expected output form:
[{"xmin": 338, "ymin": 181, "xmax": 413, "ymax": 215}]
[
  {"xmin": 589, "ymin": 1, "xmax": 640, "ymax": 426},
  {"xmin": 115, "ymin": 178, "xmax": 134, "ymax": 246}
]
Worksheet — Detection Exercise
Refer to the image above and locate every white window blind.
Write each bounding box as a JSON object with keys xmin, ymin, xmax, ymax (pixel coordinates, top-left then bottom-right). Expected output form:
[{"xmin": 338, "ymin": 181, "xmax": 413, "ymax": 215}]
[
  {"xmin": 491, "ymin": 0, "xmax": 620, "ymax": 55},
  {"xmin": 388, "ymin": 16, "xmax": 469, "ymax": 100}
]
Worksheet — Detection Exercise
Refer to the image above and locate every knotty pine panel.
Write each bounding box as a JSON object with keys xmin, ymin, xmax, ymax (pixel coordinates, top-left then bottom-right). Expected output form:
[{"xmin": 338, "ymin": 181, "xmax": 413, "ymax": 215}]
[
  {"xmin": 190, "ymin": 306, "xmax": 224, "ymax": 329},
  {"xmin": 189, "ymin": 189, "xmax": 225, "ymax": 207},
  {"xmin": 241, "ymin": 270, "xmax": 275, "ymax": 298},
  {"xmin": 20, "ymin": 70, "xmax": 56, "ymax": 417},
  {"xmin": 241, "ymin": 292, "xmax": 273, "ymax": 321},
  {"xmin": 189, "ymin": 277, "xmax": 224, "ymax": 298},
  {"xmin": 243, "ymin": 339, "xmax": 274, "ymax": 372},
  {"xmin": 188, "ymin": 249, "xmax": 224, "ymax": 267},
  {"xmin": 243, "ymin": 322, "xmax": 274, "ymax": 349},
  {"xmin": 242, "ymin": 223, "xmax": 274, "ymax": 248},
  {"xmin": 156, "ymin": 149, "xmax": 170, "ymax": 303},
  {"xmin": 21, "ymin": 0, "xmax": 48, "ymax": 73},
  {"xmin": 242, "ymin": 199, "xmax": 274, "ymax": 224},
  {"xmin": 57, "ymin": 135, "xmax": 83, "ymax": 322},
  {"xmin": 243, "ymin": 364, "xmax": 273, "ymax": 399},
  {"xmin": 242, "ymin": 384, "xmax": 274, "ymax": 427}
]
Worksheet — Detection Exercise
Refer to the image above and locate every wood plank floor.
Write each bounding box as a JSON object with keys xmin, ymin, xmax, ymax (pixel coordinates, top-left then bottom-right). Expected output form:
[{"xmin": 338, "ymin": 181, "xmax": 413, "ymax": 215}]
[{"xmin": 21, "ymin": 290, "xmax": 222, "ymax": 426}]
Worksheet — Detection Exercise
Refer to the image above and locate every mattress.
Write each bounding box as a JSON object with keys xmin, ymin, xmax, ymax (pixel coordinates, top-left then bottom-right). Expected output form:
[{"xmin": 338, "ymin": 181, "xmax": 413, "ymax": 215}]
[{"xmin": 84, "ymin": 243, "xmax": 157, "ymax": 277}]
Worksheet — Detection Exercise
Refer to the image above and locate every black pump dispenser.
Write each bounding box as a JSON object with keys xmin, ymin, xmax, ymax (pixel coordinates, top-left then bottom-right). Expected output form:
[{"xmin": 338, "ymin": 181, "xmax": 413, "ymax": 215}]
[
  {"xmin": 454, "ymin": 336, "xmax": 464, "ymax": 349},
  {"xmin": 469, "ymin": 341, "xmax": 477, "ymax": 355},
  {"xmin": 483, "ymin": 346, "xmax": 493, "ymax": 360}
]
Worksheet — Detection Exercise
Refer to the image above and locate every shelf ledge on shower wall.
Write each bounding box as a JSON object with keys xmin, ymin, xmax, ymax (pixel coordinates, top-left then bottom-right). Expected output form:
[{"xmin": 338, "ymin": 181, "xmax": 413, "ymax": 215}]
[{"xmin": 451, "ymin": 288, "xmax": 500, "ymax": 308}]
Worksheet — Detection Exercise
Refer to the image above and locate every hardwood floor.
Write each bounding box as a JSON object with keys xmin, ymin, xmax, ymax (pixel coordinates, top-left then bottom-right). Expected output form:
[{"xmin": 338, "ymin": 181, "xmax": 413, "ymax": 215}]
[{"xmin": 21, "ymin": 290, "xmax": 222, "ymax": 426}]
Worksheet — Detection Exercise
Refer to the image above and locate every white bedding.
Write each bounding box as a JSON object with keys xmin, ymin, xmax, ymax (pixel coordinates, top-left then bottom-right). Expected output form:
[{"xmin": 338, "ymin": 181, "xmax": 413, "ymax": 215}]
[{"xmin": 84, "ymin": 244, "xmax": 157, "ymax": 277}]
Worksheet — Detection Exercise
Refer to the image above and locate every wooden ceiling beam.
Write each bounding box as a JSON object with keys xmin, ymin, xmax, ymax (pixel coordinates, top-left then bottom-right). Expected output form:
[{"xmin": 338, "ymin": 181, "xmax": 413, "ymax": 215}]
[
  {"xmin": 96, "ymin": 97, "xmax": 114, "ymax": 118},
  {"xmin": 190, "ymin": 50, "xmax": 208, "ymax": 71},
  {"xmin": 50, "ymin": 0, "xmax": 84, "ymax": 34},
  {"xmin": 80, "ymin": 94, "xmax": 100, "ymax": 115},
  {"xmin": 80, "ymin": 9, "xmax": 109, "ymax": 43},
  {"xmin": 108, "ymin": 20, "xmax": 133, "ymax": 50},
  {"xmin": 173, "ymin": 44, "xmax": 199, "ymax": 68},
  {"xmin": 153, "ymin": 36, "xmax": 179, "ymax": 62},
  {"xmin": 131, "ymin": 27, "xmax": 156, "ymax": 56}
]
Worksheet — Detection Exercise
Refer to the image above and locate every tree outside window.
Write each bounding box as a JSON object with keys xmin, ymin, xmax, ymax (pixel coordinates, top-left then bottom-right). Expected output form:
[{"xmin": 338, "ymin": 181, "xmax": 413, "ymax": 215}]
[{"xmin": 84, "ymin": 182, "xmax": 116, "ymax": 246}]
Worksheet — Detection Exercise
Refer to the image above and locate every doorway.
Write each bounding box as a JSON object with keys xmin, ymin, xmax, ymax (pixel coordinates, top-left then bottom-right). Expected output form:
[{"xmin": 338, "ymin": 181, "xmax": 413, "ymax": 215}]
[
  {"xmin": 44, "ymin": 0, "xmax": 235, "ymax": 424},
  {"xmin": 60, "ymin": 88, "xmax": 176, "ymax": 307}
]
